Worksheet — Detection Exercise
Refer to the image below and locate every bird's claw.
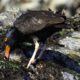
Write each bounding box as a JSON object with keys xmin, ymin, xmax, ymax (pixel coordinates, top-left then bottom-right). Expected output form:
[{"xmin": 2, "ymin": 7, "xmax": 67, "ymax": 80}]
[{"xmin": 27, "ymin": 58, "xmax": 36, "ymax": 69}]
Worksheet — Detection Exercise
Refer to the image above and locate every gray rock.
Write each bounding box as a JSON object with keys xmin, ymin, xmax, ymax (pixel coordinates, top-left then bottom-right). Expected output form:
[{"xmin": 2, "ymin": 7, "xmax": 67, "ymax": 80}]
[
  {"xmin": 59, "ymin": 32, "xmax": 80, "ymax": 51},
  {"xmin": 62, "ymin": 72, "xmax": 74, "ymax": 80}
]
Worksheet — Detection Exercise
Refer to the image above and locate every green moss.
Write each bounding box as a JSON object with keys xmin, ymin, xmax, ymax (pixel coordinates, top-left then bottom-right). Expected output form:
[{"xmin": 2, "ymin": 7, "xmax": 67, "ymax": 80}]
[
  {"xmin": 0, "ymin": 60, "xmax": 20, "ymax": 71},
  {"xmin": 23, "ymin": 42, "xmax": 32, "ymax": 46},
  {"xmin": 47, "ymin": 62, "xmax": 55, "ymax": 67},
  {"xmin": 59, "ymin": 29, "xmax": 65, "ymax": 36}
]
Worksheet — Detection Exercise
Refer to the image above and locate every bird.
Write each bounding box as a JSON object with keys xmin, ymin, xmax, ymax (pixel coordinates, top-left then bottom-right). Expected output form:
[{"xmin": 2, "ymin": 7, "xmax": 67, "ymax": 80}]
[{"xmin": 4, "ymin": 10, "xmax": 68, "ymax": 68}]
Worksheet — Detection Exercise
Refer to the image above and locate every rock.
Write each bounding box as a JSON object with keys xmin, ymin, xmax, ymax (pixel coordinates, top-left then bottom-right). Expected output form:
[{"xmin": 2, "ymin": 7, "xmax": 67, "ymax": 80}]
[
  {"xmin": 56, "ymin": 31, "xmax": 80, "ymax": 62},
  {"xmin": 0, "ymin": 11, "xmax": 21, "ymax": 26},
  {"xmin": 0, "ymin": 0, "xmax": 80, "ymax": 18},
  {"xmin": 71, "ymin": 32, "xmax": 80, "ymax": 38},
  {"xmin": 0, "ymin": 9, "xmax": 23, "ymax": 30},
  {"xmin": 59, "ymin": 37, "xmax": 80, "ymax": 51},
  {"xmin": 62, "ymin": 72, "xmax": 74, "ymax": 80},
  {"xmin": 59, "ymin": 32, "xmax": 80, "ymax": 51}
]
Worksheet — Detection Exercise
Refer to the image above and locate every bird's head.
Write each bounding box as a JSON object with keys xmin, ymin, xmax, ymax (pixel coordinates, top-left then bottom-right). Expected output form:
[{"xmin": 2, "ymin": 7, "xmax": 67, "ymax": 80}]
[{"xmin": 4, "ymin": 28, "xmax": 17, "ymax": 58}]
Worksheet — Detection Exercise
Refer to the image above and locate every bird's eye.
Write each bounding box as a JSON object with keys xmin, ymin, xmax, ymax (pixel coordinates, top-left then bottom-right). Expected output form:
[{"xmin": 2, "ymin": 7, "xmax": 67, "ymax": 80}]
[{"xmin": 4, "ymin": 37, "xmax": 8, "ymax": 42}]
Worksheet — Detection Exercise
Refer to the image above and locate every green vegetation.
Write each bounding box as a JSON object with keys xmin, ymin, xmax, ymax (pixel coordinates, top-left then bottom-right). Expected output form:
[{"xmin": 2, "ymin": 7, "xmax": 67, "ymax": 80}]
[{"xmin": 0, "ymin": 60, "xmax": 20, "ymax": 71}]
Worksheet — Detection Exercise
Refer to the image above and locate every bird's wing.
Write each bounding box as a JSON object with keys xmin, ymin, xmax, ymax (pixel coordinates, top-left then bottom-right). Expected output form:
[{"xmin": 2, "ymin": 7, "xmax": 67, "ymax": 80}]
[
  {"xmin": 14, "ymin": 16, "xmax": 46, "ymax": 34},
  {"xmin": 14, "ymin": 11, "xmax": 64, "ymax": 34}
]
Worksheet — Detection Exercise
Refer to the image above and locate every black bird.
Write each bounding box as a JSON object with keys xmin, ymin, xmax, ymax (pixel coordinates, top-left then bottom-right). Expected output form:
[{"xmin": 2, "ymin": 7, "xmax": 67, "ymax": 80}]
[{"xmin": 4, "ymin": 10, "xmax": 67, "ymax": 68}]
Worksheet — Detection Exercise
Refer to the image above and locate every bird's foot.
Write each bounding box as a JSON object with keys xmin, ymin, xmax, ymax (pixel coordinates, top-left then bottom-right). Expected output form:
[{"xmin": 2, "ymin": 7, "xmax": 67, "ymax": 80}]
[
  {"xmin": 27, "ymin": 58, "xmax": 41, "ymax": 69},
  {"xmin": 27, "ymin": 58, "xmax": 36, "ymax": 69}
]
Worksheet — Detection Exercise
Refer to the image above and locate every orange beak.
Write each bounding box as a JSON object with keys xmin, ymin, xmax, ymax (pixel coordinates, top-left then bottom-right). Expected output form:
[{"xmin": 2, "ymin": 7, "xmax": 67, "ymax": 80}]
[{"xmin": 5, "ymin": 45, "xmax": 10, "ymax": 58}]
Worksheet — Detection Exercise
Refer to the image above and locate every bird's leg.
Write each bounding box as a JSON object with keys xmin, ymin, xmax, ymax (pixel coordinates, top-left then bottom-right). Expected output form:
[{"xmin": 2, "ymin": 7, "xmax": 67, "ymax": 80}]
[
  {"xmin": 37, "ymin": 44, "xmax": 46, "ymax": 59},
  {"xmin": 27, "ymin": 39, "xmax": 39, "ymax": 69}
]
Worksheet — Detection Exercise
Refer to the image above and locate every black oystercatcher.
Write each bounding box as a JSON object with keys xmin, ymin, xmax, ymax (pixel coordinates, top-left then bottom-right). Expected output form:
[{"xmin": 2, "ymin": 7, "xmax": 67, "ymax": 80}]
[{"xmin": 4, "ymin": 10, "xmax": 67, "ymax": 68}]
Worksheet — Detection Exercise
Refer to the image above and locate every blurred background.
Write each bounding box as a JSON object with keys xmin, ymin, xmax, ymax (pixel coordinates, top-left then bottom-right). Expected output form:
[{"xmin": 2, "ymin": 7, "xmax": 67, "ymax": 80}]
[{"xmin": 0, "ymin": 0, "xmax": 80, "ymax": 18}]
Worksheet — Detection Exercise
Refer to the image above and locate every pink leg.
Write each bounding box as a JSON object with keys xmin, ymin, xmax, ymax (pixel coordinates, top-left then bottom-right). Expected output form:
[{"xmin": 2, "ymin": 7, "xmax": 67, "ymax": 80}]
[{"xmin": 27, "ymin": 40, "xmax": 39, "ymax": 69}]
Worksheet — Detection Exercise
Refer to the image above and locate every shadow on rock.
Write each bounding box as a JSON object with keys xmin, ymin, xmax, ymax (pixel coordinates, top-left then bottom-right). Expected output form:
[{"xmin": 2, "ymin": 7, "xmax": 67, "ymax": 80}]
[{"xmin": 23, "ymin": 45, "xmax": 80, "ymax": 73}]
